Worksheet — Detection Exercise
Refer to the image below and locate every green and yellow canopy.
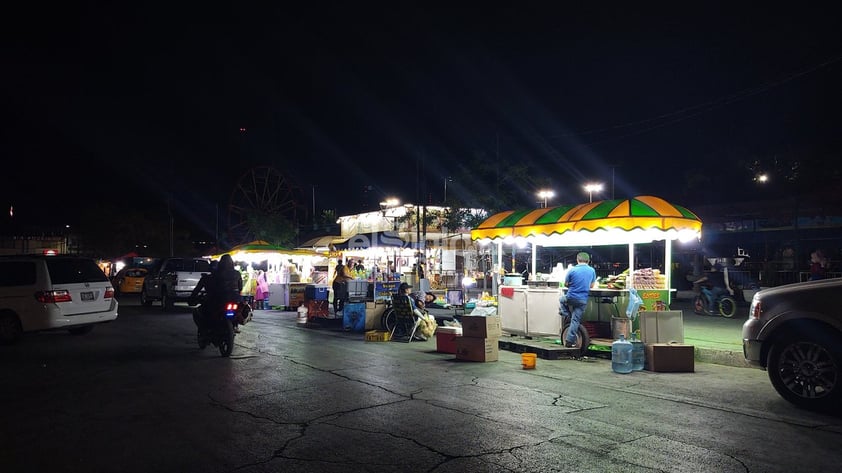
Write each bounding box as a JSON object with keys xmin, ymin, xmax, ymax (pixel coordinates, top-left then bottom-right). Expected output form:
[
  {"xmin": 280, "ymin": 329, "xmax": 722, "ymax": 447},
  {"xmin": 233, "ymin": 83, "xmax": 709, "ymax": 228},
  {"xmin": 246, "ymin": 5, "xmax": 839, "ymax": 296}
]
[
  {"xmin": 211, "ymin": 240, "xmax": 319, "ymax": 259},
  {"xmin": 471, "ymin": 195, "xmax": 701, "ymax": 246}
]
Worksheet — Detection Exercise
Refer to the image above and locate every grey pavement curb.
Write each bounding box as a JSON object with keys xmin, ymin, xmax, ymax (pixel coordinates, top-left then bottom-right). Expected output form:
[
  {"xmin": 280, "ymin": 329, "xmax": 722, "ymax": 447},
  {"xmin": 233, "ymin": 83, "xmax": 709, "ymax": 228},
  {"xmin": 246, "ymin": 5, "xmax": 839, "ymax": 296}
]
[{"xmin": 695, "ymin": 346, "xmax": 751, "ymax": 368}]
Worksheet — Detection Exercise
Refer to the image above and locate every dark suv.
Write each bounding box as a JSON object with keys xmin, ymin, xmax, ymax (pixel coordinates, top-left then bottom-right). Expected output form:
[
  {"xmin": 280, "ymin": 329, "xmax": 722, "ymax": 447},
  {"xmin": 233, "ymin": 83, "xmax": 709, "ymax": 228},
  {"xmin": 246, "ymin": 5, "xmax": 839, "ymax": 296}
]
[{"xmin": 742, "ymin": 278, "xmax": 842, "ymax": 412}]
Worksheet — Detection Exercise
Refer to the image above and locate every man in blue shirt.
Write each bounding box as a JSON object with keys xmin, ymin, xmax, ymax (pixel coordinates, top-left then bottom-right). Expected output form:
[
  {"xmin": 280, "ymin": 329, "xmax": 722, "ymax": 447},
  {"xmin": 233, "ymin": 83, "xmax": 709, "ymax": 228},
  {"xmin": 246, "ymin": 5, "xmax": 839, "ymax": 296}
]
[{"xmin": 560, "ymin": 252, "xmax": 597, "ymax": 348}]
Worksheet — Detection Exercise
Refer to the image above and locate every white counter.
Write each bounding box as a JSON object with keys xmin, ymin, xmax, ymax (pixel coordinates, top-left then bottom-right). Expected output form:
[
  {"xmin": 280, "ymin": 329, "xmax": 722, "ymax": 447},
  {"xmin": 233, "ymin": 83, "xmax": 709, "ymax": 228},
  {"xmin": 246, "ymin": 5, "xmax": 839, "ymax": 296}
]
[
  {"xmin": 498, "ymin": 285, "xmax": 562, "ymax": 337},
  {"xmin": 498, "ymin": 286, "xmax": 633, "ymax": 338}
]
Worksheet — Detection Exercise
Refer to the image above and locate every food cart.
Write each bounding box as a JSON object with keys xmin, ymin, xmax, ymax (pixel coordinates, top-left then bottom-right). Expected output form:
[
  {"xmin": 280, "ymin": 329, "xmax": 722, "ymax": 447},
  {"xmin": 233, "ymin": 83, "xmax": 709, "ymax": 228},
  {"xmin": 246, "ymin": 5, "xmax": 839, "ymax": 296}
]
[{"xmin": 471, "ymin": 195, "xmax": 702, "ymax": 342}]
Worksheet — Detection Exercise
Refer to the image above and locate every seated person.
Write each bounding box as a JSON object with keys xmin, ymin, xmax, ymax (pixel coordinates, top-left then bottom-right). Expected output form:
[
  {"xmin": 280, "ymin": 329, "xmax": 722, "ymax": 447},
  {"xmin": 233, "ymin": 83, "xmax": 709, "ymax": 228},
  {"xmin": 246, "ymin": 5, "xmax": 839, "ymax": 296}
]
[{"xmin": 399, "ymin": 282, "xmax": 435, "ymax": 340}]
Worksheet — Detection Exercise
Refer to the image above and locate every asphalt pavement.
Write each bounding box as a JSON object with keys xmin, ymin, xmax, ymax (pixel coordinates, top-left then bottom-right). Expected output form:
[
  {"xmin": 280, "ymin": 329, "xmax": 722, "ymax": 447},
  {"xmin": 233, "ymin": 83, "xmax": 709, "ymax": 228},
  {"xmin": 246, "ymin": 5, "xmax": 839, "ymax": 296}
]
[{"xmin": 5, "ymin": 297, "xmax": 839, "ymax": 472}]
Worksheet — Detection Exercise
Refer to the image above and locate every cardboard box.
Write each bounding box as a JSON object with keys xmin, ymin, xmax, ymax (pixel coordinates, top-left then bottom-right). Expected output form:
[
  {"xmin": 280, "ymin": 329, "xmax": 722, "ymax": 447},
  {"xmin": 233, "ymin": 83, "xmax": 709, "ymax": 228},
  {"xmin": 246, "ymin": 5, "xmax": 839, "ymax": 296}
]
[
  {"xmin": 364, "ymin": 302, "xmax": 387, "ymax": 330},
  {"xmin": 645, "ymin": 343, "xmax": 694, "ymax": 372},
  {"xmin": 288, "ymin": 283, "xmax": 307, "ymax": 308},
  {"xmin": 460, "ymin": 315, "xmax": 503, "ymax": 338},
  {"xmin": 435, "ymin": 326, "xmax": 462, "ymax": 354},
  {"xmin": 639, "ymin": 311, "xmax": 684, "ymax": 344},
  {"xmin": 455, "ymin": 337, "xmax": 499, "ymax": 362}
]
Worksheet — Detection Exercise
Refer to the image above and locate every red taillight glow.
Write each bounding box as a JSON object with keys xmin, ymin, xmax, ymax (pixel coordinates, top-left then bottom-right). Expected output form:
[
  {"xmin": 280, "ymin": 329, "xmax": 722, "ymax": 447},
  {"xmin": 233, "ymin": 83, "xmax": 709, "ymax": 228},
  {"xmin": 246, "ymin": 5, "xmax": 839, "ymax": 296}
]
[
  {"xmin": 750, "ymin": 300, "xmax": 762, "ymax": 319},
  {"xmin": 104, "ymin": 288, "xmax": 114, "ymax": 299},
  {"xmin": 226, "ymin": 303, "xmax": 239, "ymax": 311},
  {"xmin": 35, "ymin": 290, "xmax": 72, "ymax": 303}
]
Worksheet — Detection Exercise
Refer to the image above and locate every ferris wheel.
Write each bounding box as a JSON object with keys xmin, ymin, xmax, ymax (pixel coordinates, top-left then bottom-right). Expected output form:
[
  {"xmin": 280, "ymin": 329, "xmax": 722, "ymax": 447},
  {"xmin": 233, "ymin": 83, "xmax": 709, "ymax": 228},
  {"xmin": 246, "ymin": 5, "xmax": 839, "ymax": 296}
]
[{"xmin": 226, "ymin": 166, "xmax": 303, "ymax": 245}]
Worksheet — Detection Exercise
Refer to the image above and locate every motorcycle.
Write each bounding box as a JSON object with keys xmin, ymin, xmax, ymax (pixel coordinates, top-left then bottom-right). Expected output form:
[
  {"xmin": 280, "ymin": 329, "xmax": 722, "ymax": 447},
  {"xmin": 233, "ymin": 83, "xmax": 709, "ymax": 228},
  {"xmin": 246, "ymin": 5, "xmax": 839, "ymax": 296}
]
[
  {"xmin": 693, "ymin": 287, "xmax": 737, "ymax": 318},
  {"xmin": 191, "ymin": 295, "xmax": 253, "ymax": 357}
]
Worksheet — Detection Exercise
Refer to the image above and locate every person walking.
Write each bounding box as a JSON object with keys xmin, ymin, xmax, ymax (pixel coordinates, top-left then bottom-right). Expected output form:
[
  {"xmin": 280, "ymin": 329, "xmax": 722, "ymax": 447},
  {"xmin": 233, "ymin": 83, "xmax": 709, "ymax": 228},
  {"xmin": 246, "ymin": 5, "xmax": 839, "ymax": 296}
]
[{"xmin": 559, "ymin": 252, "xmax": 596, "ymax": 348}]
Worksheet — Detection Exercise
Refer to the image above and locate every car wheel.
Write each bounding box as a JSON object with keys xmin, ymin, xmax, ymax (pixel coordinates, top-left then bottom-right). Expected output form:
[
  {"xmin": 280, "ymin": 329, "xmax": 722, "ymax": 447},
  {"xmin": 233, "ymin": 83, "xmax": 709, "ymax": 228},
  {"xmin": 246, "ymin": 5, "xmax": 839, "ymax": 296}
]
[
  {"xmin": 767, "ymin": 331, "xmax": 842, "ymax": 412},
  {"xmin": 140, "ymin": 289, "xmax": 153, "ymax": 306},
  {"xmin": 0, "ymin": 312, "xmax": 23, "ymax": 345},
  {"xmin": 68, "ymin": 325, "xmax": 94, "ymax": 335},
  {"xmin": 718, "ymin": 296, "xmax": 737, "ymax": 318}
]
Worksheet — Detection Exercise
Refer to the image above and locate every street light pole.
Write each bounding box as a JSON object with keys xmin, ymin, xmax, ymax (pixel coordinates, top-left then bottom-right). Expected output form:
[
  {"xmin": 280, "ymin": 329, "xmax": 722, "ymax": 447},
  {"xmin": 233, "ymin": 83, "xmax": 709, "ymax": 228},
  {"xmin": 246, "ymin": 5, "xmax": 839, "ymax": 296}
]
[
  {"xmin": 536, "ymin": 190, "xmax": 555, "ymax": 208},
  {"xmin": 443, "ymin": 176, "xmax": 454, "ymax": 205},
  {"xmin": 583, "ymin": 183, "xmax": 604, "ymax": 203}
]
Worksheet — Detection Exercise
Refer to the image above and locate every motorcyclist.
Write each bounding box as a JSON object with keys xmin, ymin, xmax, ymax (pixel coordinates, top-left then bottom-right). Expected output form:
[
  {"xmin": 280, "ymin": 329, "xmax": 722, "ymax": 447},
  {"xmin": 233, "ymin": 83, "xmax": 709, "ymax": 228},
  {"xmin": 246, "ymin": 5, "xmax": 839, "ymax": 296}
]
[
  {"xmin": 694, "ymin": 263, "xmax": 730, "ymax": 312},
  {"xmin": 190, "ymin": 254, "xmax": 243, "ymax": 334}
]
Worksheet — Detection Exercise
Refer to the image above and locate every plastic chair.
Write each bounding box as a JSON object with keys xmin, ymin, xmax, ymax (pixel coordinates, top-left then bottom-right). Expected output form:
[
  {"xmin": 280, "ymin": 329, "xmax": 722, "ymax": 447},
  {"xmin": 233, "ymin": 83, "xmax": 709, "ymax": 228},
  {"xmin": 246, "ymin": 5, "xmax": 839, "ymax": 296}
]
[{"xmin": 389, "ymin": 294, "xmax": 419, "ymax": 342}]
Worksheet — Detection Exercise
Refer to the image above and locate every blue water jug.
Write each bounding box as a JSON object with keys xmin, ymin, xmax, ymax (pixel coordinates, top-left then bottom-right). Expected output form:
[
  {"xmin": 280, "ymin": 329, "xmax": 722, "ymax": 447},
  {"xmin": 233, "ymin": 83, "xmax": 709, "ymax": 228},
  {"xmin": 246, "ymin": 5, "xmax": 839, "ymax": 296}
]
[
  {"xmin": 611, "ymin": 334, "xmax": 633, "ymax": 374},
  {"xmin": 630, "ymin": 332, "xmax": 645, "ymax": 371}
]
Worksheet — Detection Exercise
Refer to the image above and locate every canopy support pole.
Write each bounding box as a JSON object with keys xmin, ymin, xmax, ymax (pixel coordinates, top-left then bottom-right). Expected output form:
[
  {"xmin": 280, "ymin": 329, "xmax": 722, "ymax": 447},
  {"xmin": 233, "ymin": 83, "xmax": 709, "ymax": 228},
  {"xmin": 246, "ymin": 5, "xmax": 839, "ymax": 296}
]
[
  {"xmin": 531, "ymin": 242, "xmax": 537, "ymax": 281},
  {"xmin": 628, "ymin": 243, "xmax": 635, "ymax": 290},
  {"xmin": 665, "ymin": 239, "xmax": 672, "ymax": 305}
]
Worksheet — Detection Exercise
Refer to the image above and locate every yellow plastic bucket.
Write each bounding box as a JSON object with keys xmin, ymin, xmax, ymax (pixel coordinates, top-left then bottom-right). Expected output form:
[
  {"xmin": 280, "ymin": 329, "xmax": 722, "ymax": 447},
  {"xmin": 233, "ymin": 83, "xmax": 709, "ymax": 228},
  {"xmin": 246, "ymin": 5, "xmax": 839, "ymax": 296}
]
[{"xmin": 521, "ymin": 352, "xmax": 537, "ymax": 370}]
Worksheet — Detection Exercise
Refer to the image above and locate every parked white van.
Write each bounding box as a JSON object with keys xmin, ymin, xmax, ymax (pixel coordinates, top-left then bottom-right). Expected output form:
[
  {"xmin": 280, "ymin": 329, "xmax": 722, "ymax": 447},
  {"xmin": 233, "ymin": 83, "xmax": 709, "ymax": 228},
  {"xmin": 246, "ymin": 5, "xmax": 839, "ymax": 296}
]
[{"xmin": 0, "ymin": 255, "xmax": 118, "ymax": 344}]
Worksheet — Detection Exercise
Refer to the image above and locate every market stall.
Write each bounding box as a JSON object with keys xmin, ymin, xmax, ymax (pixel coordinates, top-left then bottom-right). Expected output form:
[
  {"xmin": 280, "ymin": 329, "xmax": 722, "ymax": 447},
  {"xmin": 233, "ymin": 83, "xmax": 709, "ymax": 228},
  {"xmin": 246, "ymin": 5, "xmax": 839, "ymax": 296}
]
[
  {"xmin": 209, "ymin": 240, "xmax": 323, "ymax": 311},
  {"xmin": 471, "ymin": 195, "xmax": 702, "ymax": 341}
]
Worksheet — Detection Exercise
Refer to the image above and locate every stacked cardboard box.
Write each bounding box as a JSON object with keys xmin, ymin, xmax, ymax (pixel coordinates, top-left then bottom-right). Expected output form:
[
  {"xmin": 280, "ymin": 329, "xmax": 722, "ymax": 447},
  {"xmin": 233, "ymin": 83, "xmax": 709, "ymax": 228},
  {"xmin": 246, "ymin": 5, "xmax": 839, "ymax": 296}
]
[
  {"xmin": 364, "ymin": 301, "xmax": 387, "ymax": 331},
  {"xmin": 455, "ymin": 315, "xmax": 502, "ymax": 362}
]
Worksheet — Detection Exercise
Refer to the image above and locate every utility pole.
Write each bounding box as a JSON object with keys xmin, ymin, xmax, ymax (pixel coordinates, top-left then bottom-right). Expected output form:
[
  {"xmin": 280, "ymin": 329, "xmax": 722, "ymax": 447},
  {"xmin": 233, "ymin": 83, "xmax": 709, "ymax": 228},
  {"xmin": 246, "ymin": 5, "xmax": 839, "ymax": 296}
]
[
  {"xmin": 168, "ymin": 194, "xmax": 174, "ymax": 257},
  {"xmin": 608, "ymin": 163, "xmax": 621, "ymax": 200}
]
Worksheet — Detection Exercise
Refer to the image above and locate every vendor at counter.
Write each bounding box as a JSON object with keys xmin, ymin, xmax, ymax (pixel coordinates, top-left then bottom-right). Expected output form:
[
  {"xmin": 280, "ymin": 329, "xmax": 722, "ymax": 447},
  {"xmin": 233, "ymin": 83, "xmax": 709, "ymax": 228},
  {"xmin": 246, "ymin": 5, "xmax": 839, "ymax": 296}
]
[{"xmin": 559, "ymin": 252, "xmax": 597, "ymax": 348}]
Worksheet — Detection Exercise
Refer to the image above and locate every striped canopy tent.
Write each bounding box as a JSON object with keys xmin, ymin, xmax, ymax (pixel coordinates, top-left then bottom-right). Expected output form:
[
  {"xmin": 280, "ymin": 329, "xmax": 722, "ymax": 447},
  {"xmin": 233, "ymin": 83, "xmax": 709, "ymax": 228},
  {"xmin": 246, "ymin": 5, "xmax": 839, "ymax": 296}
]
[
  {"xmin": 211, "ymin": 240, "xmax": 318, "ymax": 257},
  {"xmin": 210, "ymin": 240, "xmax": 321, "ymax": 270},
  {"xmin": 471, "ymin": 196, "xmax": 702, "ymax": 291}
]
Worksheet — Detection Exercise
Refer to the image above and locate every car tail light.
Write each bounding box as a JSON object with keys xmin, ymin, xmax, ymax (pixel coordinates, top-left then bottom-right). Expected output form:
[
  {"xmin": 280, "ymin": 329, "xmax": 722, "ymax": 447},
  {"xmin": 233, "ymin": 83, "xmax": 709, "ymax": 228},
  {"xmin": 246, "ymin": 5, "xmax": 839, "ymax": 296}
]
[
  {"xmin": 749, "ymin": 299, "xmax": 762, "ymax": 319},
  {"xmin": 35, "ymin": 290, "xmax": 72, "ymax": 303},
  {"xmin": 104, "ymin": 288, "xmax": 114, "ymax": 299}
]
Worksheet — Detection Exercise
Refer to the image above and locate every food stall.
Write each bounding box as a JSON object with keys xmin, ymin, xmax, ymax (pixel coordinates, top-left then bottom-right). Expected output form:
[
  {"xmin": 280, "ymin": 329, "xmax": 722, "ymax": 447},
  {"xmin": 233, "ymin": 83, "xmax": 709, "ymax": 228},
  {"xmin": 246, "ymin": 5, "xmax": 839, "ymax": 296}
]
[
  {"xmin": 209, "ymin": 240, "xmax": 323, "ymax": 311},
  {"xmin": 471, "ymin": 196, "xmax": 702, "ymax": 340}
]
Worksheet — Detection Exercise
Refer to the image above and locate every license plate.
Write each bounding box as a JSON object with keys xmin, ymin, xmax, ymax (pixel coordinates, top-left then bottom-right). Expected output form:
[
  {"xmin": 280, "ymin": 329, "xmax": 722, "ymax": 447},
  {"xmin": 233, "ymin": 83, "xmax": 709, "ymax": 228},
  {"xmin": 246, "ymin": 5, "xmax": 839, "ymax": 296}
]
[{"xmin": 81, "ymin": 291, "xmax": 95, "ymax": 301}]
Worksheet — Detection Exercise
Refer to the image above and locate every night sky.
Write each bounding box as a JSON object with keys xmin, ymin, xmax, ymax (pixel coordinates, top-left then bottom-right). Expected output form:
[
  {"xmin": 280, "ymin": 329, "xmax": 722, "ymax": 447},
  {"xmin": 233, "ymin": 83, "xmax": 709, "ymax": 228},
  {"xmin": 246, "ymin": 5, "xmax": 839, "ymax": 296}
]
[{"xmin": 2, "ymin": 3, "xmax": 841, "ymax": 231}]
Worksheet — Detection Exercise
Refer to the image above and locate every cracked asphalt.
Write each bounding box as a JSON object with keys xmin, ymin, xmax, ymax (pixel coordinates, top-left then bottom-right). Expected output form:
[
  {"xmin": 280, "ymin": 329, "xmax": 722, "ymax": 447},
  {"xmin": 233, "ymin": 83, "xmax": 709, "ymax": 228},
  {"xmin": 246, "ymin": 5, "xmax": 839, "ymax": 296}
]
[{"xmin": 2, "ymin": 297, "xmax": 841, "ymax": 472}]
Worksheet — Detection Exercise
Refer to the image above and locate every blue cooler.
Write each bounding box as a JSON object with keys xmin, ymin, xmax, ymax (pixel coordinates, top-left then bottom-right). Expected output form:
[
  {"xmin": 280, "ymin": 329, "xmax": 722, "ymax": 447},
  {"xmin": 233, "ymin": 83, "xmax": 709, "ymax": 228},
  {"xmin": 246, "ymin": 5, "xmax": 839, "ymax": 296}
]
[
  {"xmin": 343, "ymin": 302, "xmax": 366, "ymax": 332},
  {"xmin": 305, "ymin": 284, "xmax": 328, "ymax": 301}
]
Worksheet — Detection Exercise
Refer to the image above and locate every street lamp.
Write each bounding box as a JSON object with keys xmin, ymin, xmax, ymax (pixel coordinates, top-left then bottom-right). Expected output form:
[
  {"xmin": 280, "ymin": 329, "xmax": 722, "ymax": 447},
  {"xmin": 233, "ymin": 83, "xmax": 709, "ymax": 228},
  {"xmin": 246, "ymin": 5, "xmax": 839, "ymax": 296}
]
[
  {"xmin": 537, "ymin": 190, "xmax": 555, "ymax": 208},
  {"xmin": 583, "ymin": 183, "xmax": 604, "ymax": 203},
  {"xmin": 379, "ymin": 198, "xmax": 400, "ymax": 231}
]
